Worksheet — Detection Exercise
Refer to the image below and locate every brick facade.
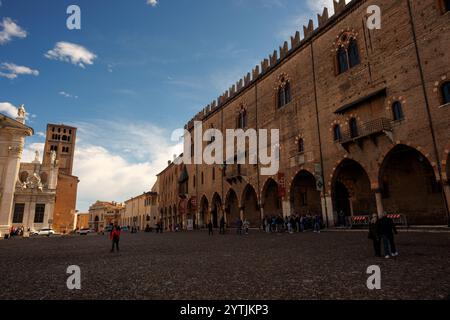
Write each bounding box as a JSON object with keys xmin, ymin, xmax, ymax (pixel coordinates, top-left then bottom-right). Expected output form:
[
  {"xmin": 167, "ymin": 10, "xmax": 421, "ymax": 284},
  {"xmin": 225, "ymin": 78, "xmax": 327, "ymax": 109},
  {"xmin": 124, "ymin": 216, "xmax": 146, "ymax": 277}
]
[{"xmin": 157, "ymin": 0, "xmax": 450, "ymax": 228}]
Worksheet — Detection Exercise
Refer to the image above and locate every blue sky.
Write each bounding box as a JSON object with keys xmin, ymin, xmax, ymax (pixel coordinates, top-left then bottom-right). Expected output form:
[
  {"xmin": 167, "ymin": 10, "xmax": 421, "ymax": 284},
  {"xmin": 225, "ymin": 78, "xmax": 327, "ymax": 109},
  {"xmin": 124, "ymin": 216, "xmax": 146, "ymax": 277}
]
[{"xmin": 0, "ymin": 0, "xmax": 339, "ymax": 211}]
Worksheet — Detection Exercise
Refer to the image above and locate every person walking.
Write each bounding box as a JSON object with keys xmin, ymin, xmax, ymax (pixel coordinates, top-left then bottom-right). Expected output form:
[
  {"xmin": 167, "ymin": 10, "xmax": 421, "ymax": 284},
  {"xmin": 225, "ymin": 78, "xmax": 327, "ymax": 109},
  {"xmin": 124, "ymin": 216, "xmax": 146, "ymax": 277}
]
[
  {"xmin": 110, "ymin": 224, "xmax": 121, "ymax": 253},
  {"xmin": 378, "ymin": 213, "xmax": 399, "ymax": 259},
  {"xmin": 236, "ymin": 218, "xmax": 243, "ymax": 235},
  {"xmin": 219, "ymin": 216, "xmax": 225, "ymax": 234},
  {"xmin": 243, "ymin": 219, "xmax": 250, "ymax": 235},
  {"xmin": 368, "ymin": 213, "xmax": 381, "ymax": 257},
  {"xmin": 313, "ymin": 214, "xmax": 322, "ymax": 233},
  {"xmin": 208, "ymin": 221, "xmax": 214, "ymax": 236}
]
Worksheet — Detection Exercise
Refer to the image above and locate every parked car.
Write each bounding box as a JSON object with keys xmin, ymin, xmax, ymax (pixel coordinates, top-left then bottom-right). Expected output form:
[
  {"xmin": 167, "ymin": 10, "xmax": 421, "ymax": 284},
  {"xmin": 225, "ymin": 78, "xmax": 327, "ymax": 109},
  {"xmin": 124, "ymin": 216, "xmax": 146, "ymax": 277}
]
[
  {"xmin": 77, "ymin": 228, "xmax": 93, "ymax": 235},
  {"xmin": 32, "ymin": 228, "xmax": 55, "ymax": 236}
]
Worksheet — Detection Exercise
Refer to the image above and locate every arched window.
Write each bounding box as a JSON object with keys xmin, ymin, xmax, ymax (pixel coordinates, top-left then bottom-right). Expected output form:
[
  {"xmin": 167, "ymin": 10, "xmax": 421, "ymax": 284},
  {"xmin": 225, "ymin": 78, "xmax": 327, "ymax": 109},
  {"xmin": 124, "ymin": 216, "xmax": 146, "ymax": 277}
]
[
  {"xmin": 337, "ymin": 46, "xmax": 349, "ymax": 74},
  {"xmin": 297, "ymin": 138, "xmax": 304, "ymax": 153},
  {"xmin": 277, "ymin": 79, "xmax": 292, "ymax": 108},
  {"xmin": 237, "ymin": 109, "xmax": 247, "ymax": 129},
  {"xmin": 333, "ymin": 125, "xmax": 342, "ymax": 142},
  {"xmin": 392, "ymin": 101, "xmax": 404, "ymax": 121},
  {"xmin": 442, "ymin": 81, "xmax": 450, "ymax": 105},
  {"xmin": 348, "ymin": 39, "xmax": 360, "ymax": 68},
  {"xmin": 349, "ymin": 118, "xmax": 358, "ymax": 138}
]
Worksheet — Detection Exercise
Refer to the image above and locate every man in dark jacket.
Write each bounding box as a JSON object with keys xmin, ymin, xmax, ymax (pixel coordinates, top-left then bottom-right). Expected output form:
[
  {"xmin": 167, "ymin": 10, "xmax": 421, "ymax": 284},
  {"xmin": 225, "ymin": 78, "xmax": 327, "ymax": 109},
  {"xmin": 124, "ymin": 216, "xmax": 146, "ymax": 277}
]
[
  {"xmin": 219, "ymin": 217, "xmax": 225, "ymax": 234},
  {"xmin": 378, "ymin": 214, "xmax": 398, "ymax": 259}
]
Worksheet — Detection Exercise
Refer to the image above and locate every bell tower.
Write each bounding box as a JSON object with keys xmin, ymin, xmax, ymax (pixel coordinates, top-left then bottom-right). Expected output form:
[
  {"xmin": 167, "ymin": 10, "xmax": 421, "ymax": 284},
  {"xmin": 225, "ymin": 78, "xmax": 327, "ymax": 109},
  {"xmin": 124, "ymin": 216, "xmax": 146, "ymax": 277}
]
[{"xmin": 43, "ymin": 124, "xmax": 77, "ymax": 175}]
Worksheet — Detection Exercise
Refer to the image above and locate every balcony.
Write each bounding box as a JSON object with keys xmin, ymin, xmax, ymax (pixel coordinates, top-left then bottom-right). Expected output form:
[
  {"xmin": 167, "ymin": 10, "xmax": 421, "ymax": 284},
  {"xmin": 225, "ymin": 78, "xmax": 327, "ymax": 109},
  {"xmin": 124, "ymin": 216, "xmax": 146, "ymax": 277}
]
[{"xmin": 338, "ymin": 118, "xmax": 393, "ymax": 151}]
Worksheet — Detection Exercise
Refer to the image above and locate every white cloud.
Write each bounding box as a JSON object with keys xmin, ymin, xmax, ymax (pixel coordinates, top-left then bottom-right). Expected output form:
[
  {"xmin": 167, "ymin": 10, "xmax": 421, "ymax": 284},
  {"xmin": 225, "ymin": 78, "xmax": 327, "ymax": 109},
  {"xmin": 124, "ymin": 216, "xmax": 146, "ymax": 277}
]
[
  {"xmin": 0, "ymin": 62, "xmax": 39, "ymax": 79},
  {"xmin": 0, "ymin": 102, "xmax": 19, "ymax": 118},
  {"xmin": 146, "ymin": 0, "xmax": 158, "ymax": 7},
  {"xmin": 0, "ymin": 17, "xmax": 27, "ymax": 45},
  {"xmin": 59, "ymin": 91, "xmax": 78, "ymax": 99},
  {"xmin": 45, "ymin": 42, "xmax": 97, "ymax": 68}
]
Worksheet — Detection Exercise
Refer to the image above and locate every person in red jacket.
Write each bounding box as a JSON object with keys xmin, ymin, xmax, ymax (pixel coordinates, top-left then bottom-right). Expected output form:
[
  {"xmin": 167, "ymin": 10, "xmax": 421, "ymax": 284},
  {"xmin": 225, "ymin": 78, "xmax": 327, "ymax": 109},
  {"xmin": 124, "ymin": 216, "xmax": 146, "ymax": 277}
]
[{"xmin": 110, "ymin": 224, "xmax": 121, "ymax": 253}]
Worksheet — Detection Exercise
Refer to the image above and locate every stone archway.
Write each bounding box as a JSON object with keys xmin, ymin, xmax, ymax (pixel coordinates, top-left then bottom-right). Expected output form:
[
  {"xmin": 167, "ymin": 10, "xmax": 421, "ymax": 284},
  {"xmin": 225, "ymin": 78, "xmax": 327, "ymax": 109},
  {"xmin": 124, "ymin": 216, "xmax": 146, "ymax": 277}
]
[
  {"xmin": 262, "ymin": 179, "xmax": 282, "ymax": 217},
  {"xmin": 225, "ymin": 189, "xmax": 240, "ymax": 228},
  {"xmin": 379, "ymin": 144, "xmax": 447, "ymax": 225},
  {"xmin": 211, "ymin": 193, "xmax": 222, "ymax": 228},
  {"xmin": 332, "ymin": 159, "xmax": 376, "ymax": 224},
  {"xmin": 241, "ymin": 184, "xmax": 260, "ymax": 228},
  {"xmin": 290, "ymin": 170, "xmax": 321, "ymax": 216}
]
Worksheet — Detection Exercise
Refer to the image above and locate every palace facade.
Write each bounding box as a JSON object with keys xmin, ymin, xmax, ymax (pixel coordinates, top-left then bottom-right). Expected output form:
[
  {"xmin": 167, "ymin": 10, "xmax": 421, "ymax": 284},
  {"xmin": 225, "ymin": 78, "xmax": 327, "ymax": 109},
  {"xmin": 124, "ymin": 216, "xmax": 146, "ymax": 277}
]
[{"xmin": 157, "ymin": 0, "xmax": 450, "ymax": 229}]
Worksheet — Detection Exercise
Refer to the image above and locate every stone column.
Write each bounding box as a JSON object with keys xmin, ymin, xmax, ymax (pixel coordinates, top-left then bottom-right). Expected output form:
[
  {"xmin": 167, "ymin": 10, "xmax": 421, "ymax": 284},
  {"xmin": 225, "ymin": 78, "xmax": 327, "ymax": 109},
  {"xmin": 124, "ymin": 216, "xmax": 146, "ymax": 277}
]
[
  {"xmin": 321, "ymin": 195, "xmax": 335, "ymax": 227},
  {"xmin": 282, "ymin": 200, "xmax": 291, "ymax": 217},
  {"xmin": 374, "ymin": 190, "xmax": 384, "ymax": 218},
  {"xmin": 240, "ymin": 207, "xmax": 244, "ymax": 221},
  {"xmin": 0, "ymin": 142, "xmax": 23, "ymax": 237},
  {"xmin": 349, "ymin": 197, "xmax": 354, "ymax": 217},
  {"xmin": 443, "ymin": 183, "xmax": 450, "ymax": 224}
]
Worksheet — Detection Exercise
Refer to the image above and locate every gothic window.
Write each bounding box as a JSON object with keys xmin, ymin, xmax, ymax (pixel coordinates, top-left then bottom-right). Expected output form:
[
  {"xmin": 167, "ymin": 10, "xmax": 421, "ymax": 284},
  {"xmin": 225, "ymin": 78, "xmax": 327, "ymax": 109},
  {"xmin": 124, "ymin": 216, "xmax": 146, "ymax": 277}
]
[
  {"xmin": 333, "ymin": 125, "xmax": 342, "ymax": 142},
  {"xmin": 336, "ymin": 33, "xmax": 360, "ymax": 74},
  {"xmin": 13, "ymin": 204, "xmax": 25, "ymax": 223},
  {"xmin": 277, "ymin": 77, "xmax": 292, "ymax": 108},
  {"xmin": 392, "ymin": 101, "xmax": 405, "ymax": 121},
  {"xmin": 201, "ymin": 172, "xmax": 204, "ymax": 185},
  {"xmin": 349, "ymin": 118, "xmax": 358, "ymax": 138},
  {"xmin": 442, "ymin": 81, "xmax": 450, "ymax": 104},
  {"xmin": 297, "ymin": 138, "xmax": 305, "ymax": 153},
  {"xmin": 237, "ymin": 108, "xmax": 248, "ymax": 129},
  {"xmin": 348, "ymin": 39, "xmax": 360, "ymax": 68},
  {"xmin": 34, "ymin": 204, "xmax": 45, "ymax": 223},
  {"xmin": 337, "ymin": 47, "xmax": 349, "ymax": 74}
]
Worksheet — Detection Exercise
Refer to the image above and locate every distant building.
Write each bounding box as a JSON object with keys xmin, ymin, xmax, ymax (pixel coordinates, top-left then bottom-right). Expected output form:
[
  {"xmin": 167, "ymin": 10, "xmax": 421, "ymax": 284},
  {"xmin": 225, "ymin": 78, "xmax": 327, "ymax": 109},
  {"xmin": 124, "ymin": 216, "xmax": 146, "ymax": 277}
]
[
  {"xmin": 75, "ymin": 212, "xmax": 89, "ymax": 230},
  {"xmin": 122, "ymin": 191, "xmax": 158, "ymax": 230},
  {"xmin": 89, "ymin": 201, "xmax": 124, "ymax": 232},
  {"xmin": 0, "ymin": 106, "xmax": 33, "ymax": 238}
]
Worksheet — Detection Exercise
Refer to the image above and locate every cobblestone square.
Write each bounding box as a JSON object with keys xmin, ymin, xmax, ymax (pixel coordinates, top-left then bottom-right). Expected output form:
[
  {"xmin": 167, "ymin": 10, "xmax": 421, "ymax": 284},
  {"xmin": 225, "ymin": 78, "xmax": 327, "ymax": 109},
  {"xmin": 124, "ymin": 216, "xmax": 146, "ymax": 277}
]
[{"xmin": 0, "ymin": 230, "xmax": 449, "ymax": 300}]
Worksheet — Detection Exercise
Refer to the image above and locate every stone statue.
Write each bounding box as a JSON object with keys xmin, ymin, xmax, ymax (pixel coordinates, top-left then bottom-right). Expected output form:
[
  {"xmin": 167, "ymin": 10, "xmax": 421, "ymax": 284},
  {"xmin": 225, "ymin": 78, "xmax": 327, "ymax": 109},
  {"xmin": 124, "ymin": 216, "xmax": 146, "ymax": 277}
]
[
  {"xmin": 17, "ymin": 105, "xmax": 26, "ymax": 118},
  {"xmin": 33, "ymin": 150, "xmax": 40, "ymax": 163},
  {"xmin": 50, "ymin": 150, "xmax": 57, "ymax": 164}
]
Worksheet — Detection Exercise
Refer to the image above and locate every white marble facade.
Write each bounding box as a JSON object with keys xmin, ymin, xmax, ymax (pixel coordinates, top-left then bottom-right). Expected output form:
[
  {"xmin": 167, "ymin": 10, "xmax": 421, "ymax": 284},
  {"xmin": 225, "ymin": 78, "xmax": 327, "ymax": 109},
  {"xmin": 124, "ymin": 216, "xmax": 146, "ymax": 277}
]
[{"xmin": 0, "ymin": 106, "xmax": 33, "ymax": 238}]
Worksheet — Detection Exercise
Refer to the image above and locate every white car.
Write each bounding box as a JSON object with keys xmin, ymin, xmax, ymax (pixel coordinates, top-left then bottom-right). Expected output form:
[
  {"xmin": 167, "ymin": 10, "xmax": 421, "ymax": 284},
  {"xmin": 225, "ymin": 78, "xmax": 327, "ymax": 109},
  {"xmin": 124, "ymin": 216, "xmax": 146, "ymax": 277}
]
[
  {"xmin": 77, "ymin": 228, "xmax": 93, "ymax": 235},
  {"xmin": 32, "ymin": 228, "xmax": 55, "ymax": 236}
]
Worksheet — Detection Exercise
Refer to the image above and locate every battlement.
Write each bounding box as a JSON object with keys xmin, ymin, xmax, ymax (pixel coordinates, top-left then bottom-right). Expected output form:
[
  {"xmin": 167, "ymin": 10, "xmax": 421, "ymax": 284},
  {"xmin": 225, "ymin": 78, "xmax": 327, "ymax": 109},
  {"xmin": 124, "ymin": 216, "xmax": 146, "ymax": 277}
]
[{"xmin": 185, "ymin": 0, "xmax": 356, "ymax": 130}]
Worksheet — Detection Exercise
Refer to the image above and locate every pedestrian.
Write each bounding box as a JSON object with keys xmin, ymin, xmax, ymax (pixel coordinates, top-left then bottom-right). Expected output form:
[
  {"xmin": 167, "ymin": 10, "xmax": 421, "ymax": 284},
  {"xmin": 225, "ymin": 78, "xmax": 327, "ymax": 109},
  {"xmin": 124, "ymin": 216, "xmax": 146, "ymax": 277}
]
[
  {"xmin": 368, "ymin": 213, "xmax": 381, "ymax": 257},
  {"xmin": 208, "ymin": 221, "xmax": 213, "ymax": 236},
  {"xmin": 378, "ymin": 213, "xmax": 399, "ymax": 259},
  {"xmin": 313, "ymin": 214, "xmax": 322, "ymax": 233},
  {"xmin": 110, "ymin": 224, "xmax": 121, "ymax": 253},
  {"xmin": 243, "ymin": 219, "xmax": 250, "ymax": 234},
  {"xmin": 219, "ymin": 216, "xmax": 225, "ymax": 234},
  {"xmin": 236, "ymin": 218, "xmax": 243, "ymax": 235}
]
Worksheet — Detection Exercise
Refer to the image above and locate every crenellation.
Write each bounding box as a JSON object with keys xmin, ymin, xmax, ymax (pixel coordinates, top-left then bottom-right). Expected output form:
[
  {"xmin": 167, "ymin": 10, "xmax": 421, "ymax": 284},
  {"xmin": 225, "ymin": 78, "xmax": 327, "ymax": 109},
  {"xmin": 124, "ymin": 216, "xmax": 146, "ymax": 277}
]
[
  {"xmin": 261, "ymin": 59, "xmax": 269, "ymax": 73},
  {"xmin": 333, "ymin": 0, "xmax": 347, "ymax": 15},
  {"xmin": 318, "ymin": 7, "xmax": 329, "ymax": 27},
  {"xmin": 291, "ymin": 31, "xmax": 301, "ymax": 50},
  {"xmin": 303, "ymin": 19, "xmax": 314, "ymax": 38},
  {"xmin": 269, "ymin": 50, "xmax": 278, "ymax": 67},
  {"xmin": 280, "ymin": 41, "xmax": 289, "ymax": 59}
]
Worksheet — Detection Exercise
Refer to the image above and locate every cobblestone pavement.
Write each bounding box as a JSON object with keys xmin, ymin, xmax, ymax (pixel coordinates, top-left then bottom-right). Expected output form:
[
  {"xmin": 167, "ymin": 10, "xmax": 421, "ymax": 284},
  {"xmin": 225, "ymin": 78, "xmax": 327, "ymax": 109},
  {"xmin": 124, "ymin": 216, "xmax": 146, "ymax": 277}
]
[{"xmin": 0, "ymin": 230, "xmax": 449, "ymax": 300}]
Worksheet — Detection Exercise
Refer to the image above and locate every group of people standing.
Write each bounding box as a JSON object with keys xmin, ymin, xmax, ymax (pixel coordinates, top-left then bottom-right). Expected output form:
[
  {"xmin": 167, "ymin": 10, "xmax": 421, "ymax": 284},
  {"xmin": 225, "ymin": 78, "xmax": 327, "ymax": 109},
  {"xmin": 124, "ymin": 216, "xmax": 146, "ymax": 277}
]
[
  {"xmin": 263, "ymin": 214, "xmax": 323, "ymax": 234},
  {"xmin": 368, "ymin": 213, "xmax": 399, "ymax": 259}
]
